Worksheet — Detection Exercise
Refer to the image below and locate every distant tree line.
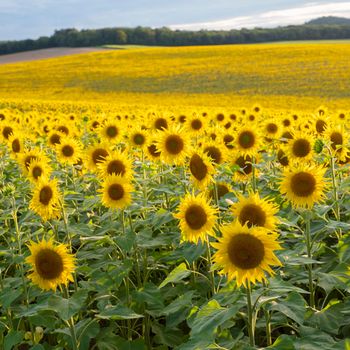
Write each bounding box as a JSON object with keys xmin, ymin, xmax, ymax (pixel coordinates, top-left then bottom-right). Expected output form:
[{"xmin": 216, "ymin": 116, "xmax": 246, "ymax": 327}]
[{"xmin": 1, "ymin": 24, "xmax": 350, "ymax": 55}]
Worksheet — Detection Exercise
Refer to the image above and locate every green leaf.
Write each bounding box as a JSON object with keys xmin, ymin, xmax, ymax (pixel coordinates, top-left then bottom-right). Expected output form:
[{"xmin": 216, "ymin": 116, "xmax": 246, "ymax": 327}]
[
  {"xmin": 30, "ymin": 345, "xmax": 45, "ymax": 350},
  {"xmin": 266, "ymin": 334, "xmax": 296, "ymax": 349},
  {"xmin": 159, "ymin": 263, "xmax": 191, "ymax": 288},
  {"xmin": 268, "ymin": 291, "xmax": 306, "ymax": 325},
  {"xmin": 310, "ymin": 300, "xmax": 344, "ymax": 334},
  {"xmin": 4, "ymin": 330, "xmax": 23, "ymax": 350},
  {"xmin": 97, "ymin": 305, "xmax": 144, "ymax": 320},
  {"xmin": 190, "ymin": 299, "xmax": 240, "ymax": 338},
  {"xmin": 48, "ymin": 289, "xmax": 88, "ymax": 321},
  {"xmin": 162, "ymin": 291, "xmax": 195, "ymax": 315},
  {"xmin": 0, "ymin": 288, "xmax": 22, "ymax": 309}
]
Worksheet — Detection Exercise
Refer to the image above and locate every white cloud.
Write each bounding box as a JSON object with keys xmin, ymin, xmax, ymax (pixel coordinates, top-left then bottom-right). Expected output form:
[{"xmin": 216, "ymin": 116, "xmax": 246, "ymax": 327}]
[{"xmin": 170, "ymin": 2, "xmax": 350, "ymax": 30}]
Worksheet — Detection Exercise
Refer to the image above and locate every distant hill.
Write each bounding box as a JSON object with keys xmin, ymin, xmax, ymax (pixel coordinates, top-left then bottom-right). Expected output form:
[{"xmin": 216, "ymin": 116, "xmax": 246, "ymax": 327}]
[{"xmin": 306, "ymin": 16, "xmax": 350, "ymax": 25}]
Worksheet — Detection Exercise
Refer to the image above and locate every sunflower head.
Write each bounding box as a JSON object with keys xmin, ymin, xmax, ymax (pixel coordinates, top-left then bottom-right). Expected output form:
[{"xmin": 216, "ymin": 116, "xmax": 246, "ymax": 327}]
[
  {"xmin": 280, "ymin": 163, "xmax": 328, "ymax": 209},
  {"xmin": 188, "ymin": 149, "xmax": 215, "ymax": 189},
  {"xmin": 174, "ymin": 192, "xmax": 218, "ymax": 244},
  {"xmin": 212, "ymin": 221, "xmax": 282, "ymax": 287},
  {"xmin": 231, "ymin": 192, "xmax": 279, "ymax": 231},
  {"xmin": 26, "ymin": 239, "xmax": 75, "ymax": 291},
  {"xmin": 99, "ymin": 175, "xmax": 133, "ymax": 209}
]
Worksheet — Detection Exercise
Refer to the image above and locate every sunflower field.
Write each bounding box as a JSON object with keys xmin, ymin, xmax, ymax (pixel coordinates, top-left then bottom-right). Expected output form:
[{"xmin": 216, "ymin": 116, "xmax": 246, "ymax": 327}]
[
  {"xmin": 1, "ymin": 40, "xmax": 350, "ymax": 350},
  {"xmin": 0, "ymin": 99, "xmax": 350, "ymax": 350}
]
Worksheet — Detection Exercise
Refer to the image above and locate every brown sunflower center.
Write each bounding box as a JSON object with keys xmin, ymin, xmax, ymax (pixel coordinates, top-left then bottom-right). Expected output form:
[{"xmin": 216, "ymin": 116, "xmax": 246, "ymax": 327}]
[
  {"xmin": 106, "ymin": 126, "xmax": 118, "ymax": 138},
  {"xmin": 165, "ymin": 135, "xmax": 184, "ymax": 155},
  {"xmin": 315, "ymin": 119, "xmax": 326, "ymax": 134},
  {"xmin": 50, "ymin": 133, "xmax": 61, "ymax": 145},
  {"xmin": 277, "ymin": 149, "xmax": 289, "ymax": 166},
  {"xmin": 217, "ymin": 114, "xmax": 224, "ymax": 121},
  {"xmin": 2, "ymin": 126, "xmax": 13, "ymax": 139},
  {"xmin": 283, "ymin": 119, "xmax": 291, "ymax": 127},
  {"xmin": 330, "ymin": 132, "xmax": 343, "ymax": 150},
  {"xmin": 133, "ymin": 133, "xmax": 145, "ymax": 145},
  {"xmin": 108, "ymin": 183, "xmax": 124, "ymax": 201},
  {"xmin": 185, "ymin": 204, "xmax": 207, "ymax": 230},
  {"xmin": 191, "ymin": 119, "xmax": 202, "ymax": 130},
  {"xmin": 148, "ymin": 144, "xmax": 161, "ymax": 157},
  {"xmin": 92, "ymin": 148, "xmax": 108, "ymax": 165},
  {"xmin": 32, "ymin": 166, "xmax": 43, "ymax": 179},
  {"xmin": 292, "ymin": 139, "xmax": 311, "ymax": 157},
  {"xmin": 12, "ymin": 139, "xmax": 21, "ymax": 153},
  {"xmin": 223, "ymin": 135, "xmax": 234, "ymax": 149},
  {"xmin": 35, "ymin": 249, "xmax": 64, "ymax": 280},
  {"xmin": 62, "ymin": 145, "xmax": 74, "ymax": 157},
  {"xmin": 227, "ymin": 233, "xmax": 265, "ymax": 269},
  {"xmin": 204, "ymin": 146, "xmax": 222, "ymax": 164},
  {"xmin": 235, "ymin": 156, "xmax": 253, "ymax": 175},
  {"xmin": 217, "ymin": 184, "xmax": 229, "ymax": 199},
  {"xmin": 58, "ymin": 126, "xmax": 69, "ymax": 135},
  {"xmin": 92, "ymin": 121, "xmax": 100, "ymax": 129},
  {"xmin": 39, "ymin": 186, "xmax": 53, "ymax": 205},
  {"xmin": 281, "ymin": 131, "xmax": 293, "ymax": 143},
  {"xmin": 290, "ymin": 172, "xmax": 316, "ymax": 197},
  {"xmin": 25, "ymin": 155, "xmax": 38, "ymax": 170},
  {"xmin": 266, "ymin": 123, "xmax": 278, "ymax": 134},
  {"xmin": 155, "ymin": 118, "xmax": 168, "ymax": 130},
  {"xmin": 239, "ymin": 204, "xmax": 266, "ymax": 228},
  {"xmin": 189, "ymin": 154, "xmax": 208, "ymax": 181},
  {"xmin": 238, "ymin": 131, "xmax": 255, "ymax": 149},
  {"xmin": 107, "ymin": 160, "xmax": 126, "ymax": 175}
]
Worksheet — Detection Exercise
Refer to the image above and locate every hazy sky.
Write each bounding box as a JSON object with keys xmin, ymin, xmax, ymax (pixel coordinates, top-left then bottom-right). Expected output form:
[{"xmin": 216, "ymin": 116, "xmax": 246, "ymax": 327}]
[{"xmin": 1, "ymin": 0, "xmax": 350, "ymax": 41}]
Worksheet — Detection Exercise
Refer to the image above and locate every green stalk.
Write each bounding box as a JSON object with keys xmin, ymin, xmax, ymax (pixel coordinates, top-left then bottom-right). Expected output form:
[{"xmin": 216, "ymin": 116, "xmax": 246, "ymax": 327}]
[
  {"xmin": 246, "ymin": 281, "xmax": 255, "ymax": 347},
  {"xmin": 206, "ymin": 235, "xmax": 216, "ymax": 296},
  {"xmin": 330, "ymin": 153, "xmax": 341, "ymax": 239},
  {"xmin": 304, "ymin": 212, "xmax": 315, "ymax": 309},
  {"xmin": 63, "ymin": 286, "xmax": 79, "ymax": 350},
  {"xmin": 251, "ymin": 156, "xmax": 257, "ymax": 193}
]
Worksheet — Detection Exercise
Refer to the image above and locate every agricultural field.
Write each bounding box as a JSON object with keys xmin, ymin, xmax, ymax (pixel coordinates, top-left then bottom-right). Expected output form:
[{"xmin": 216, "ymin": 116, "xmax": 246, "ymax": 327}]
[{"xmin": 0, "ymin": 41, "xmax": 350, "ymax": 350}]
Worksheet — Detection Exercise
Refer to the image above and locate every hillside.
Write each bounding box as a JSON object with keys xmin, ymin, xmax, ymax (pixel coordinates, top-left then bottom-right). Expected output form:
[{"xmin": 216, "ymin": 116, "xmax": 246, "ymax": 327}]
[
  {"xmin": 1, "ymin": 42, "xmax": 350, "ymax": 110},
  {"xmin": 306, "ymin": 16, "xmax": 350, "ymax": 25}
]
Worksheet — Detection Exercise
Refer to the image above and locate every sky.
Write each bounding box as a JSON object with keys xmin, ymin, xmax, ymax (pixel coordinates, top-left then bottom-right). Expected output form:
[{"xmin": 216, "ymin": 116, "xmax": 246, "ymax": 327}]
[{"xmin": 1, "ymin": 0, "xmax": 350, "ymax": 41}]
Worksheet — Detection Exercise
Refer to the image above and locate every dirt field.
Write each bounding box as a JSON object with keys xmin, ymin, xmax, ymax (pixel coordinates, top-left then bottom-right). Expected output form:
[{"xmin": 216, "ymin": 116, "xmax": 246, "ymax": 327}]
[{"xmin": 0, "ymin": 47, "xmax": 111, "ymax": 65}]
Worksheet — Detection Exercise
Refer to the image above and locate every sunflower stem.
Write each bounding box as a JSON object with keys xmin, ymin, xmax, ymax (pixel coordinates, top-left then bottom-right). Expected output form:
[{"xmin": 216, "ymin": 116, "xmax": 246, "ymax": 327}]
[
  {"xmin": 251, "ymin": 156, "xmax": 257, "ymax": 193},
  {"xmin": 206, "ymin": 235, "xmax": 216, "ymax": 296},
  {"xmin": 62, "ymin": 286, "xmax": 79, "ymax": 350},
  {"xmin": 304, "ymin": 211, "xmax": 315, "ymax": 309},
  {"xmin": 246, "ymin": 281, "xmax": 255, "ymax": 347},
  {"xmin": 330, "ymin": 153, "xmax": 341, "ymax": 239}
]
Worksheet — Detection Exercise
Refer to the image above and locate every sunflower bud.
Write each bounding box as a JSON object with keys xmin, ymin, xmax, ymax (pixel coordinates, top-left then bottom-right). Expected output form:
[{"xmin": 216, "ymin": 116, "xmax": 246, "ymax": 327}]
[{"xmin": 313, "ymin": 139, "xmax": 324, "ymax": 154}]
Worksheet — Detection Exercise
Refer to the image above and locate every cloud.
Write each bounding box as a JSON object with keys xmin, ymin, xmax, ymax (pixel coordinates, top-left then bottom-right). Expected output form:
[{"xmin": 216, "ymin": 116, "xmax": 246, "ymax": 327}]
[{"xmin": 170, "ymin": 2, "xmax": 350, "ymax": 30}]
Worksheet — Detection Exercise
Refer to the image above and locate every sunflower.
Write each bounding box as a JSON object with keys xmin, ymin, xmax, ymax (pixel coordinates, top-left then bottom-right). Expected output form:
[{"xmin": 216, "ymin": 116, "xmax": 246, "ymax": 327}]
[
  {"xmin": 235, "ymin": 126, "xmax": 261, "ymax": 157},
  {"xmin": 47, "ymin": 130, "xmax": 64, "ymax": 147},
  {"xmin": 212, "ymin": 221, "xmax": 282, "ymax": 287},
  {"xmin": 146, "ymin": 140, "xmax": 162, "ymax": 161},
  {"xmin": 19, "ymin": 148, "xmax": 49, "ymax": 175},
  {"xmin": 29, "ymin": 178, "xmax": 61, "ymax": 221},
  {"xmin": 55, "ymin": 137, "xmax": 83, "ymax": 165},
  {"xmin": 27, "ymin": 159, "xmax": 52, "ymax": 183},
  {"xmin": 222, "ymin": 132, "xmax": 235, "ymax": 150},
  {"xmin": 280, "ymin": 163, "xmax": 327, "ymax": 209},
  {"xmin": 128, "ymin": 128, "xmax": 148, "ymax": 150},
  {"xmin": 188, "ymin": 149, "xmax": 215, "ymax": 189},
  {"xmin": 0, "ymin": 123, "xmax": 14, "ymax": 141},
  {"xmin": 286, "ymin": 130, "xmax": 314, "ymax": 162},
  {"xmin": 208, "ymin": 182, "xmax": 233, "ymax": 201},
  {"xmin": 277, "ymin": 148, "xmax": 289, "ymax": 167},
  {"xmin": 231, "ymin": 192, "xmax": 279, "ymax": 231},
  {"xmin": 262, "ymin": 119, "xmax": 281, "ymax": 142},
  {"xmin": 26, "ymin": 239, "xmax": 75, "ymax": 291},
  {"xmin": 174, "ymin": 192, "xmax": 218, "ymax": 244},
  {"xmin": 185, "ymin": 114, "xmax": 206, "ymax": 135},
  {"xmin": 99, "ymin": 175, "xmax": 133, "ymax": 209},
  {"xmin": 99, "ymin": 119, "xmax": 123, "ymax": 143},
  {"xmin": 7, "ymin": 132, "xmax": 25, "ymax": 158},
  {"xmin": 97, "ymin": 150, "xmax": 133, "ymax": 180},
  {"xmin": 202, "ymin": 140, "xmax": 226, "ymax": 165},
  {"xmin": 85, "ymin": 142, "xmax": 111, "ymax": 171},
  {"xmin": 324, "ymin": 124, "xmax": 349, "ymax": 162},
  {"xmin": 232, "ymin": 153, "xmax": 256, "ymax": 181},
  {"xmin": 151, "ymin": 114, "xmax": 169, "ymax": 131},
  {"xmin": 155, "ymin": 126, "xmax": 188, "ymax": 165}
]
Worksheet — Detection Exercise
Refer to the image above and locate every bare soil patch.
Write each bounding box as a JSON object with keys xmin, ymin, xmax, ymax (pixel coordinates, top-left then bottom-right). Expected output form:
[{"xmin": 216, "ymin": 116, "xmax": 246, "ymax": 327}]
[{"xmin": 0, "ymin": 47, "xmax": 111, "ymax": 65}]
